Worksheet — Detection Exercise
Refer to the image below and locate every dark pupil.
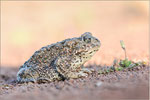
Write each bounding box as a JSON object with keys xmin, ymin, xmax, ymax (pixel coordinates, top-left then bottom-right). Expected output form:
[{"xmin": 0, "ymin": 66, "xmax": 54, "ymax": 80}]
[{"xmin": 83, "ymin": 37, "xmax": 91, "ymax": 43}]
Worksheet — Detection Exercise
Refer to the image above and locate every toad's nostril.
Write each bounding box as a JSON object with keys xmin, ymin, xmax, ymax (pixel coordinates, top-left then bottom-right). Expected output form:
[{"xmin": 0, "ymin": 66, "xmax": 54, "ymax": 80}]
[
  {"xmin": 95, "ymin": 38, "xmax": 100, "ymax": 43},
  {"xmin": 88, "ymin": 38, "xmax": 91, "ymax": 41}
]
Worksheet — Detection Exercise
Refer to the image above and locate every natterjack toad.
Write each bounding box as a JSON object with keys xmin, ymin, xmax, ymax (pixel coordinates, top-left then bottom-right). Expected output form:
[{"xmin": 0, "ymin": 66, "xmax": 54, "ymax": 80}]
[{"xmin": 17, "ymin": 32, "xmax": 101, "ymax": 83}]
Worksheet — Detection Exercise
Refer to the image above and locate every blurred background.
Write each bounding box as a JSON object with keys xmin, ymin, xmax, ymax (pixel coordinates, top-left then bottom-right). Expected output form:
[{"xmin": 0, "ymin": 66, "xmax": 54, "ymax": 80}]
[{"xmin": 1, "ymin": 1, "xmax": 149, "ymax": 67}]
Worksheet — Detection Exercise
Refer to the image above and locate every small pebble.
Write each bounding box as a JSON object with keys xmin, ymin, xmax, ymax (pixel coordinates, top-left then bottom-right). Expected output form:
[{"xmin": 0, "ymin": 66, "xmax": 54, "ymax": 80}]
[
  {"xmin": 4, "ymin": 86, "xmax": 9, "ymax": 89},
  {"xmin": 95, "ymin": 81, "xmax": 103, "ymax": 87},
  {"xmin": 138, "ymin": 66, "xmax": 141, "ymax": 70}
]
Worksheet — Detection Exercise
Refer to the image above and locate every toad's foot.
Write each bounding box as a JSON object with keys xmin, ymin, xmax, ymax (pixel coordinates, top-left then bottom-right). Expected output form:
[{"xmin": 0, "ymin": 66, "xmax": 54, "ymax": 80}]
[
  {"xmin": 78, "ymin": 71, "xmax": 89, "ymax": 77},
  {"xmin": 65, "ymin": 71, "xmax": 89, "ymax": 79},
  {"xmin": 81, "ymin": 68, "xmax": 95, "ymax": 74},
  {"xmin": 67, "ymin": 69, "xmax": 94, "ymax": 79}
]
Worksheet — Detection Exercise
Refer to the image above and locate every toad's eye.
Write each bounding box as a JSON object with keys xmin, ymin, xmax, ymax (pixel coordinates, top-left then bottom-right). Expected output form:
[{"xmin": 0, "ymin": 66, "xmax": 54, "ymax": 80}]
[{"xmin": 83, "ymin": 37, "xmax": 91, "ymax": 43}]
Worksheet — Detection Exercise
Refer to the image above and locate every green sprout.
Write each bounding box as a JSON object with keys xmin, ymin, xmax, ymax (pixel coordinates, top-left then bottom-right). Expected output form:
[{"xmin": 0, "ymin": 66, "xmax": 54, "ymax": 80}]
[
  {"xmin": 119, "ymin": 40, "xmax": 132, "ymax": 67},
  {"xmin": 120, "ymin": 40, "xmax": 127, "ymax": 59}
]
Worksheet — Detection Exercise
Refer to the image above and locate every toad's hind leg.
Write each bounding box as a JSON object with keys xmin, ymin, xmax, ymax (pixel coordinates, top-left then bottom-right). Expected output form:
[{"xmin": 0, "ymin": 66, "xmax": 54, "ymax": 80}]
[
  {"xmin": 17, "ymin": 68, "xmax": 37, "ymax": 83},
  {"xmin": 17, "ymin": 75, "xmax": 37, "ymax": 83}
]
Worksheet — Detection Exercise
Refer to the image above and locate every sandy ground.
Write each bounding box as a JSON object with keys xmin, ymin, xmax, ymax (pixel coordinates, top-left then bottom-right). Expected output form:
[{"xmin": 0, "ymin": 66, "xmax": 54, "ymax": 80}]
[{"xmin": 0, "ymin": 65, "xmax": 149, "ymax": 100}]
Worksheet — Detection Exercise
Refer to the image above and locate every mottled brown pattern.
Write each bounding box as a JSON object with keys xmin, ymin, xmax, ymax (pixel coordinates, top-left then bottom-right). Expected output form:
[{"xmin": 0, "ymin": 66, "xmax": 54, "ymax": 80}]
[{"xmin": 17, "ymin": 32, "xmax": 100, "ymax": 83}]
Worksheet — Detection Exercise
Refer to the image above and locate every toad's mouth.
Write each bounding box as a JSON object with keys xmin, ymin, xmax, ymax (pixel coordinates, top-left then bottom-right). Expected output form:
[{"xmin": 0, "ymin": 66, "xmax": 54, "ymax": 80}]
[{"xmin": 94, "ymin": 49, "xmax": 99, "ymax": 52}]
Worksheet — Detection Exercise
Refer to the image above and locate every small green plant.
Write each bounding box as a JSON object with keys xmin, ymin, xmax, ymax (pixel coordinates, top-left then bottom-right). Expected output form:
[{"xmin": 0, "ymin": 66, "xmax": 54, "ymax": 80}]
[
  {"xmin": 98, "ymin": 40, "xmax": 147, "ymax": 75},
  {"xmin": 120, "ymin": 40, "xmax": 126, "ymax": 59},
  {"xmin": 119, "ymin": 59, "xmax": 131, "ymax": 68},
  {"xmin": 119, "ymin": 40, "xmax": 131, "ymax": 67},
  {"xmin": 115, "ymin": 67, "xmax": 123, "ymax": 71}
]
